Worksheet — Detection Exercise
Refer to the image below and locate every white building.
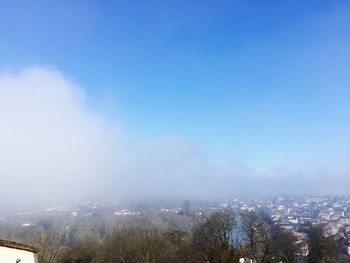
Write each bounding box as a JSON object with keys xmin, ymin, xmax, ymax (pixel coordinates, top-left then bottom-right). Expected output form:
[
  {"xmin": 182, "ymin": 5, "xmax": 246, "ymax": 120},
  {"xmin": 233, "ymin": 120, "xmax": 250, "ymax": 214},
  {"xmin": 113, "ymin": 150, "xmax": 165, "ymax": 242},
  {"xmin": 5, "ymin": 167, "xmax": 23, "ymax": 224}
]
[{"xmin": 0, "ymin": 239, "xmax": 38, "ymax": 263}]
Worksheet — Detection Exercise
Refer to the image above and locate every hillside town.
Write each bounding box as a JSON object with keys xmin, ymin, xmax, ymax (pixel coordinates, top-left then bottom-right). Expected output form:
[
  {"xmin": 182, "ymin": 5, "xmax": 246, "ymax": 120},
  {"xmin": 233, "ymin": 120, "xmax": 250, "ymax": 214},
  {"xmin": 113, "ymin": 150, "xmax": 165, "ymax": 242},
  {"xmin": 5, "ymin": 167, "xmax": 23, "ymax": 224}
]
[
  {"xmin": 2, "ymin": 195, "xmax": 350, "ymax": 261},
  {"xmin": 224, "ymin": 195, "xmax": 350, "ymax": 260}
]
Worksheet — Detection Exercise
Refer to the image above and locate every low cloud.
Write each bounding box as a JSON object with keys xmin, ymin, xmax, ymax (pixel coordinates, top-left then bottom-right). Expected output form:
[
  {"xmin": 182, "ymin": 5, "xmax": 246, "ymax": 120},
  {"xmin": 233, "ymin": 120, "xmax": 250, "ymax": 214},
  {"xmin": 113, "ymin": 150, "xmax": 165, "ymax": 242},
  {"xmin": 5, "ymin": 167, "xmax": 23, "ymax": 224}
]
[
  {"xmin": 0, "ymin": 66, "xmax": 121, "ymax": 208},
  {"xmin": 0, "ymin": 66, "xmax": 349, "ymax": 211}
]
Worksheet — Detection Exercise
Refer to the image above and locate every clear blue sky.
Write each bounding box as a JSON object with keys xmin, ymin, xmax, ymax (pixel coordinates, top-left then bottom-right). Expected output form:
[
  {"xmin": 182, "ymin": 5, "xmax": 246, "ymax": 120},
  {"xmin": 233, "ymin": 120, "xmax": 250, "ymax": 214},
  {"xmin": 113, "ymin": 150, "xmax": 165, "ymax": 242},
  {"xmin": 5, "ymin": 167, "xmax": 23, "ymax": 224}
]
[{"xmin": 1, "ymin": 0, "xmax": 349, "ymax": 173}]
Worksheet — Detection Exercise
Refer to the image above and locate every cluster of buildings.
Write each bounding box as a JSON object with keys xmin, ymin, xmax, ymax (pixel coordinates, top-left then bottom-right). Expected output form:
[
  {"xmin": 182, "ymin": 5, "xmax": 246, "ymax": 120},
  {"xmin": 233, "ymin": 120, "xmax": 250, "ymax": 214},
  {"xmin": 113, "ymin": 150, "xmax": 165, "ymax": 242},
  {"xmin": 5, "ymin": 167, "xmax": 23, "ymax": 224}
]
[
  {"xmin": 224, "ymin": 196, "xmax": 350, "ymax": 233},
  {"xmin": 224, "ymin": 195, "xmax": 350, "ymax": 259},
  {"xmin": 4, "ymin": 195, "xmax": 350, "ymax": 261},
  {"xmin": 114, "ymin": 209, "xmax": 141, "ymax": 216}
]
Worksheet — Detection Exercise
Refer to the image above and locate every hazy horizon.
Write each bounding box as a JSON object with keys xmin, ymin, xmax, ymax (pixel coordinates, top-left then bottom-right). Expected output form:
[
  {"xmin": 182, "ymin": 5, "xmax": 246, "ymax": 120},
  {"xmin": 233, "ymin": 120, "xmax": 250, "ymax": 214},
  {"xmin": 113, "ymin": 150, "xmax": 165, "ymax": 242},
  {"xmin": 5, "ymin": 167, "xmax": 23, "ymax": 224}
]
[{"xmin": 0, "ymin": 1, "xmax": 350, "ymax": 209}]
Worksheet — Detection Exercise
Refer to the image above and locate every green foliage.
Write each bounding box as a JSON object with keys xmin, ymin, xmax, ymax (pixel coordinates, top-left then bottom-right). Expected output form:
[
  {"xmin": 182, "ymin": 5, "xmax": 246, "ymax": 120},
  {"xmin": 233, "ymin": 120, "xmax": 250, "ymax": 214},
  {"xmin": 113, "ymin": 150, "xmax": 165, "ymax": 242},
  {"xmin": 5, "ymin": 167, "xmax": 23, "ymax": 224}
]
[{"xmin": 306, "ymin": 224, "xmax": 341, "ymax": 263}]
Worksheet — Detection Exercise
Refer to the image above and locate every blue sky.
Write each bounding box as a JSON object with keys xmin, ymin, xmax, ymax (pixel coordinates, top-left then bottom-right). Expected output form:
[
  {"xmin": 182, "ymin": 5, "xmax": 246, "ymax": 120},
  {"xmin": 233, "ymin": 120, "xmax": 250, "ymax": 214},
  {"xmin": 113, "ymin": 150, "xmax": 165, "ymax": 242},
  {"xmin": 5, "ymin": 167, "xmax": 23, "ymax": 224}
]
[{"xmin": 0, "ymin": 0, "xmax": 350, "ymax": 181}]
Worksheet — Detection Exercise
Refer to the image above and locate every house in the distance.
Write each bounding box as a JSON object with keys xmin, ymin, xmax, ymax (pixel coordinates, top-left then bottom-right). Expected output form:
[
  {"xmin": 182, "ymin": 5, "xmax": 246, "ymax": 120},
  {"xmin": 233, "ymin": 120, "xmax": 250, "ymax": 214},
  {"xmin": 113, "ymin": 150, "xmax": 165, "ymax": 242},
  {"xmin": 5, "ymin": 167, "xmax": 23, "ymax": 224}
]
[{"xmin": 0, "ymin": 239, "xmax": 38, "ymax": 263}]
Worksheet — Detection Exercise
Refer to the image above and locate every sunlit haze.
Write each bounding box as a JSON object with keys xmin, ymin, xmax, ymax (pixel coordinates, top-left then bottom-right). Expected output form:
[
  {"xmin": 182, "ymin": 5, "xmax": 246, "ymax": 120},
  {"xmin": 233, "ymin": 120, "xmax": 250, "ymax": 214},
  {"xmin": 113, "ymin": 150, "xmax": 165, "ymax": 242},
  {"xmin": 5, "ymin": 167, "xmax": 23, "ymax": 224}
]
[{"xmin": 0, "ymin": 1, "xmax": 350, "ymax": 209}]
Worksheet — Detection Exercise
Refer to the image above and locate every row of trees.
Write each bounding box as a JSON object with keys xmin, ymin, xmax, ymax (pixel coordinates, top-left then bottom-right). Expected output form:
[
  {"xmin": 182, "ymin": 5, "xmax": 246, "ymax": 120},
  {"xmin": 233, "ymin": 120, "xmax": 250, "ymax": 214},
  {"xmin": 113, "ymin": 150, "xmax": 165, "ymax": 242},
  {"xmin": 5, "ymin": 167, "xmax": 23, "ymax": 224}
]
[
  {"xmin": 0, "ymin": 209, "xmax": 342, "ymax": 263},
  {"xmin": 190, "ymin": 210, "xmax": 297, "ymax": 263},
  {"xmin": 27, "ymin": 210, "xmax": 344, "ymax": 263}
]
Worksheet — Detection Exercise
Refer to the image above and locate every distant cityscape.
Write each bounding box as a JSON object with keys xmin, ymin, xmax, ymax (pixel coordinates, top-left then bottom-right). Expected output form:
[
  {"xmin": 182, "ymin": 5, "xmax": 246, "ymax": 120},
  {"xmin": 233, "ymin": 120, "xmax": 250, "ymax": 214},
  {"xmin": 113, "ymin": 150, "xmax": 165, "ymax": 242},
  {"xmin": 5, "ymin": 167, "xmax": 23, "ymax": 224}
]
[{"xmin": 2, "ymin": 195, "xmax": 350, "ymax": 260}]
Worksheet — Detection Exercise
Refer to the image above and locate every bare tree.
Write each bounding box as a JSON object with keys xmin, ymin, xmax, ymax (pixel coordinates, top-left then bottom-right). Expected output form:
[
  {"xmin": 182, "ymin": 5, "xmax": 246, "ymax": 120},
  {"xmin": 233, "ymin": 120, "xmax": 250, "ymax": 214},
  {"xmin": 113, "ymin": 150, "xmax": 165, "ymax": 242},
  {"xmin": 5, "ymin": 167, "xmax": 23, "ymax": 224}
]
[
  {"xmin": 239, "ymin": 211, "xmax": 296, "ymax": 263},
  {"xmin": 33, "ymin": 230, "xmax": 63, "ymax": 263},
  {"xmin": 191, "ymin": 210, "xmax": 240, "ymax": 263}
]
